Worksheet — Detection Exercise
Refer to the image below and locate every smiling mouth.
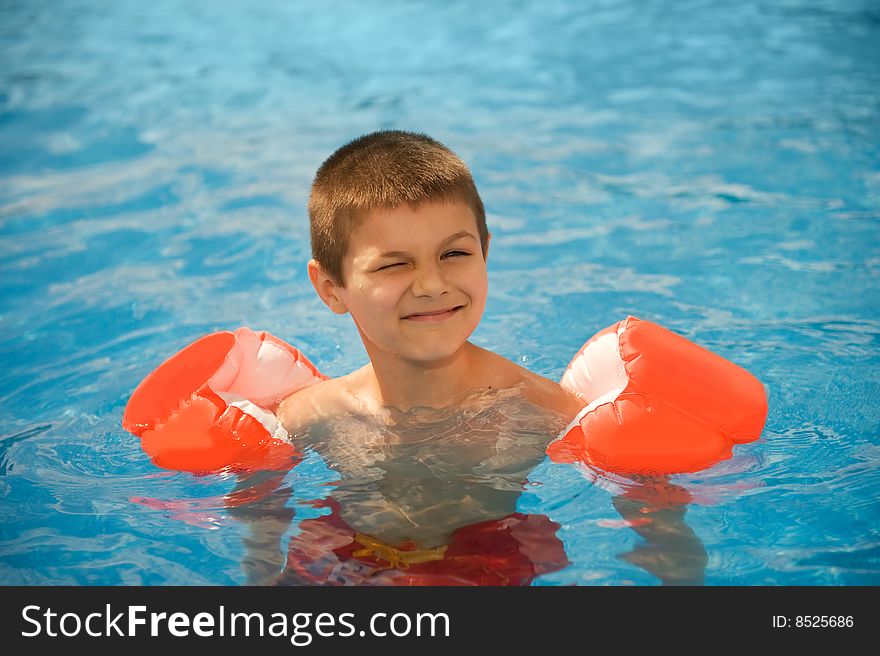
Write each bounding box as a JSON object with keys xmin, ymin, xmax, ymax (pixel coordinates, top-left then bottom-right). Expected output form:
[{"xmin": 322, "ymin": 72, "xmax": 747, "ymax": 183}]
[{"xmin": 403, "ymin": 305, "xmax": 464, "ymax": 322}]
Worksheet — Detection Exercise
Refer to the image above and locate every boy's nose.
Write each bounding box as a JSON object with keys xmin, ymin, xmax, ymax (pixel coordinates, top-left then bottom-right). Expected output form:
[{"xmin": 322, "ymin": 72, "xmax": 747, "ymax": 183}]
[{"xmin": 411, "ymin": 263, "xmax": 449, "ymax": 298}]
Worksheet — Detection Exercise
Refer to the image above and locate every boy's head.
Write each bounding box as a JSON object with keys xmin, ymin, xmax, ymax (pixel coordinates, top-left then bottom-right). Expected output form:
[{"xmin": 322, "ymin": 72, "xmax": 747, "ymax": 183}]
[
  {"xmin": 307, "ymin": 131, "xmax": 492, "ymax": 367},
  {"xmin": 308, "ymin": 130, "xmax": 488, "ymax": 288}
]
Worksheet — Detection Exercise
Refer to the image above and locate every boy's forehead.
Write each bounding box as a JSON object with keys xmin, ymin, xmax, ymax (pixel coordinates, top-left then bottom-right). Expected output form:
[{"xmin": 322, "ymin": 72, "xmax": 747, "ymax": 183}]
[{"xmin": 349, "ymin": 200, "xmax": 478, "ymax": 254}]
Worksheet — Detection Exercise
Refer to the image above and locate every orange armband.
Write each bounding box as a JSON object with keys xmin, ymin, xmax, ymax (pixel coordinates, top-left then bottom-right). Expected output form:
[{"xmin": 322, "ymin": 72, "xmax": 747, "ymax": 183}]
[
  {"xmin": 548, "ymin": 316, "xmax": 768, "ymax": 475},
  {"xmin": 122, "ymin": 328, "xmax": 327, "ymax": 474}
]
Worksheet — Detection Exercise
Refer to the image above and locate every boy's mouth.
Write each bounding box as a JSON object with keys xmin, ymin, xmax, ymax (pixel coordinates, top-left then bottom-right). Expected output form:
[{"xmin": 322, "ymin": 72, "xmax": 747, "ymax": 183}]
[{"xmin": 402, "ymin": 305, "xmax": 464, "ymax": 322}]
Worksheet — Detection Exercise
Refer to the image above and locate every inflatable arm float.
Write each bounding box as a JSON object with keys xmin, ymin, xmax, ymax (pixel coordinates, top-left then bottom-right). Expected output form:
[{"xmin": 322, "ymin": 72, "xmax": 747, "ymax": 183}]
[
  {"xmin": 549, "ymin": 316, "xmax": 767, "ymax": 474},
  {"xmin": 122, "ymin": 328, "xmax": 326, "ymax": 474},
  {"xmin": 122, "ymin": 317, "xmax": 767, "ymax": 476}
]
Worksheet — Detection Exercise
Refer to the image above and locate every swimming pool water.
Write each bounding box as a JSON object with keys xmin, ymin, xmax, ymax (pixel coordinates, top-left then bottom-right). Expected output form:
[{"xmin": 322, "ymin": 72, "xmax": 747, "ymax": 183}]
[{"xmin": 1, "ymin": 0, "xmax": 878, "ymax": 585}]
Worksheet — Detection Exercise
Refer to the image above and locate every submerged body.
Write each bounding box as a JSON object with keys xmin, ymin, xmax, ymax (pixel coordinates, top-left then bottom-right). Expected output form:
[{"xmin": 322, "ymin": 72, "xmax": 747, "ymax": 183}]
[{"xmin": 278, "ymin": 343, "xmax": 584, "ymax": 549}]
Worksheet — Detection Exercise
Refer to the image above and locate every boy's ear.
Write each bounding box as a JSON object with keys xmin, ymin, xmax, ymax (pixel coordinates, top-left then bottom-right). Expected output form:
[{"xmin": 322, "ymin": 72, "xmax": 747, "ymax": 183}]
[
  {"xmin": 484, "ymin": 232, "xmax": 491, "ymax": 260},
  {"xmin": 307, "ymin": 259, "xmax": 349, "ymax": 315}
]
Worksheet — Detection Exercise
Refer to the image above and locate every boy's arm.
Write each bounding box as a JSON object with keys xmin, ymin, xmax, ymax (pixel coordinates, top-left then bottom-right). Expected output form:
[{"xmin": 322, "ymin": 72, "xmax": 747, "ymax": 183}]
[
  {"xmin": 276, "ymin": 386, "xmax": 321, "ymax": 441},
  {"xmin": 225, "ymin": 470, "xmax": 295, "ymax": 585},
  {"xmin": 519, "ymin": 369, "xmax": 586, "ymax": 421}
]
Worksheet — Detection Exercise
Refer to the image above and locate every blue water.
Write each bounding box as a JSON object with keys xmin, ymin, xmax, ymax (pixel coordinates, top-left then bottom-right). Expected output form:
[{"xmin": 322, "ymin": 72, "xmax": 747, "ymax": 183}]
[{"xmin": 1, "ymin": 0, "xmax": 878, "ymax": 585}]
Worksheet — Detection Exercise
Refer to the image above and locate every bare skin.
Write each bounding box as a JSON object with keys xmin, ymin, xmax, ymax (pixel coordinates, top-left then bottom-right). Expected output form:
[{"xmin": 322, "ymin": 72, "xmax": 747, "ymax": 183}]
[
  {"xmin": 278, "ymin": 342, "xmax": 585, "ymax": 431},
  {"xmin": 277, "ymin": 343, "xmax": 585, "ymax": 548}
]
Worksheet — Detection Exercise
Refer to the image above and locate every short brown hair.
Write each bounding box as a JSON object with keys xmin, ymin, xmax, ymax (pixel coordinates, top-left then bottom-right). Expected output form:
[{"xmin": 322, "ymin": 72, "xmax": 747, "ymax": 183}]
[{"xmin": 308, "ymin": 130, "xmax": 488, "ymax": 287}]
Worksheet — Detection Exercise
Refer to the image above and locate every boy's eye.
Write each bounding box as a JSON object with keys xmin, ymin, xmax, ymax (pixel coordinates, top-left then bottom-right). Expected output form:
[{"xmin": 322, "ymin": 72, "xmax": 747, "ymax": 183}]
[{"xmin": 376, "ymin": 252, "xmax": 469, "ymax": 271}]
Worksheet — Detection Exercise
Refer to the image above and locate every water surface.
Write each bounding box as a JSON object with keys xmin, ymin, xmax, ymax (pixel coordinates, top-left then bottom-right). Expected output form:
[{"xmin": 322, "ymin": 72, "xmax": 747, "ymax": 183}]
[{"xmin": 1, "ymin": 0, "xmax": 878, "ymax": 585}]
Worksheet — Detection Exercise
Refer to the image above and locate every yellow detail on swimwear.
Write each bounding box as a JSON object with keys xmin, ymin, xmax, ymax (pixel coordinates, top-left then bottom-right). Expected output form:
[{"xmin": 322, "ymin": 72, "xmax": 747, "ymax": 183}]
[{"xmin": 353, "ymin": 533, "xmax": 448, "ymax": 570}]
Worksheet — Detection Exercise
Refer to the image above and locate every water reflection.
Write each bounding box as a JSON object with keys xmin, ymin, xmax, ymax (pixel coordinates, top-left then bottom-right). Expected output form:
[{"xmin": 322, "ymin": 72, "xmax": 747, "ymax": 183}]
[{"xmin": 611, "ymin": 476, "xmax": 707, "ymax": 586}]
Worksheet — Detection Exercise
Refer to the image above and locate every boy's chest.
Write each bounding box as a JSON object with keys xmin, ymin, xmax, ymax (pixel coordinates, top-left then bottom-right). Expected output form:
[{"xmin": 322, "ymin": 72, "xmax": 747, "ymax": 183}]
[{"xmin": 307, "ymin": 399, "xmax": 566, "ymax": 479}]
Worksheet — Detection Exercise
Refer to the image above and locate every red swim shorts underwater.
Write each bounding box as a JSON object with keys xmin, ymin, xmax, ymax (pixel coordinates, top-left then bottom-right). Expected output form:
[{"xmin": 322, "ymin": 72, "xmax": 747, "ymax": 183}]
[{"xmin": 276, "ymin": 500, "xmax": 569, "ymax": 586}]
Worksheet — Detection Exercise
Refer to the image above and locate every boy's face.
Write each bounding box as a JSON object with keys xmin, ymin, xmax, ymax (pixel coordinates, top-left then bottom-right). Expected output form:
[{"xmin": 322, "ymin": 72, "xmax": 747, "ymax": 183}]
[{"xmin": 310, "ymin": 200, "xmax": 489, "ymax": 367}]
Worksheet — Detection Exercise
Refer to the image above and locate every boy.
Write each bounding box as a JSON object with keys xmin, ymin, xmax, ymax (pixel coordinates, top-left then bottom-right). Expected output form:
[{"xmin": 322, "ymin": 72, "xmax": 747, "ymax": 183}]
[
  {"xmin": 273, "ymin": 131, "xmax": 585, "ymax": 577},
  {"xmin": 279, "ymin": 130, "xmax": 584, "ymax": 429}
]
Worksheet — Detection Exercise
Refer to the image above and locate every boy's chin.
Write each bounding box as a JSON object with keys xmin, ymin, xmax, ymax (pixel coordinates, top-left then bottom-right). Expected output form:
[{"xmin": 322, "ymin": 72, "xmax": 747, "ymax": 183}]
[{"xmin": 397, "ymin": 338, "xmax": 472, "ymax": 367}]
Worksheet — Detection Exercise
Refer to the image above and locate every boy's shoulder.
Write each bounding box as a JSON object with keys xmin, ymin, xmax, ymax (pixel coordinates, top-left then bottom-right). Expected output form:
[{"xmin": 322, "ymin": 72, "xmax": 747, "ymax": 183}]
[
  {"xmin": 475, "ymin": 347, "xmax": 586, "ymax": 420},
  {"xmin": 277, "ymin": 350, "xmax": 588, "ymax": 433},
  {"xmin": 276, "ymin": 373, "xmax": 359, "ymax": 435}
]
